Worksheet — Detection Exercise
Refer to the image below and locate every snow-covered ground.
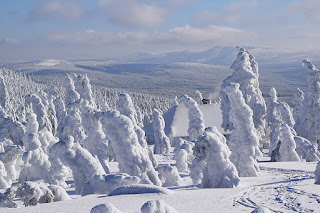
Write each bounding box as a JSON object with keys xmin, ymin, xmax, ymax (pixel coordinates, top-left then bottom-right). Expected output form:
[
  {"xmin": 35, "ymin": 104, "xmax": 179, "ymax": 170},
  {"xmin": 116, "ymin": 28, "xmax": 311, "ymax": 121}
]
[{"xmin": 3, "ymin": 150, "xmax": 320, "ymax": 213}]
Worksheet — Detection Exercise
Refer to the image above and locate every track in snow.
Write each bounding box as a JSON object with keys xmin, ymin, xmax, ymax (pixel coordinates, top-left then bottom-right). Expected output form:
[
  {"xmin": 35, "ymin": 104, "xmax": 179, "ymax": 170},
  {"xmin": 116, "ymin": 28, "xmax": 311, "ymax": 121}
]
[{"xmin": 233, "ymin": 167, "xmax": 320, "ymax": 212}]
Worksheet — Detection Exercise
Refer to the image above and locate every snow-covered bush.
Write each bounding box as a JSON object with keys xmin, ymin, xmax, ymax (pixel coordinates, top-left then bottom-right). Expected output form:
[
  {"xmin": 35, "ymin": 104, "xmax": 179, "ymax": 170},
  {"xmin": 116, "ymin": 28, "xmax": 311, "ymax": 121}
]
[
  {"xmin": 224, "ymin": 83, "xmax": 261, "ymax": 177},
  {"xmin": 295, "ymin": 136, "xmax": 320, "ymax": 162},
  {"xmin": 16, "ymin": 182, "xmax": 54, "ymax": 206},
  {"xmin": 48, "ymin": 185, "xmax": 71, "ymax": 202},
  {"xmin": 157, "ymin": 164, "xmax": 181, "ymax": 187},
  {"xmin": 81, "ymin": 173, "xmax": 140, "ymax": 196},
  {"xmin": 62, "ymin": 142, "xmax": 105, "ymax": 194},
  {"xmin": 141, "ymin": 200, "xmax": 178, "ymax": 213},
  {"xmin": 97, "ymin": 110, "xmax": 161, "ymax": 186},
  {"xmin": 220, "ymin": 47, "xmax": 266, "ymax": 135},
  {"xmin": 91, "ymin": 203, "xmax": 123, "ymax": 213},
  {"xmin": 191, "ymin": 127, "xmax": 240, "ymax": 188},
  {"xmin": 270, "ymin": 124, "xmax": 300, "ymax": 162},
  {"xmin": 108, "ymin": 184, "xmax": 172, "ymax": 196},
  {"xmin": 175, "ymin": 149, "xmax": 189, "ymax": 173},
  {"xmin": 179, "ymin": 95, "xmax": 205, "ymax": 141},
  {"xmin": 152, "ymin": 108, "xmax": 170, "ymax": 155}
]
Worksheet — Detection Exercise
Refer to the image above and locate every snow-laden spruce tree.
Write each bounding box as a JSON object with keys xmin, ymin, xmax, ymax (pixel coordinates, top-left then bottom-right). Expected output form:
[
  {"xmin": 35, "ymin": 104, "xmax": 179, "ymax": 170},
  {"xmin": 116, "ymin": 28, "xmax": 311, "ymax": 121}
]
[
  {"xmin": 71, "ymin": 73, "xmax": 96, "ymax": 108},
  {"xmin": 19, "ymin": 113, "xmax": 51, "ymax": 183},
  {"xmin": 298, "ymin": 59, "xmax": 320, "ymax": 148},
  {"xmin": 224, "ymin": 83, "xmax": 261, "ymax": 177},
  {"xmin": 62, "ymin": 138, "xmax": 105, "ymax": 194},
  {"xmin": 152, "ymin": 108, "xmax": 170, "ymax": 155},
  {"xmin": 81, "ymin": 100, "xmax": 110, "ymax": 173},
  {"xmin": 179, "ymin": 95, "xmax": 205, "ymax": 141},
  {"xmin": 0, "ymin": 76, "xmax": 10, "ymax": 115},
  {"xmin": 295, "ymin": 135, "xmax": 320, "ymax": 162},
  {"xmin": 0, "ymin": 144, "xmax": 24, "ymax": 186},
  {"xmin": 0, "ymin": 107, "xmax": 25, "ymax": 146},
  {"xmin": 191, "ymin": 127, "xmax": 240, "ymax": 188},
  {"xmin": 175, "ymin": 149, "xmax": 189, "ymax": 173},
  {"xmin": 266, "ymin": 87, "xmax": 295, "ymax": 155},
  {"xmin": 65, "ymin": 74, "xmax": 80, "ymax": 106},
  {"xmin": 195, "ymin": 90, "xmax": 203, "ymax": 105},
  {"xmin": 96, "ymin": 110, "xmax": 162, "ymax": 186},
  {"xmin": 270, "ymin": 124, "xmax": 300, "ymax": 162},
  {"xmin": 220, "ymin": 47, "xmax": 266, "ymax": 138},
  {"xmin": 116, "ymin": 93, "xmax": 157, "ymax": 167},
  {"xmin": 25, "ymin": 94, "xmax": 52, "ymax": 133},
  {"xmin": 48, "ymin": 136, "xmax": 74, "ymax": 188},
  {"xmin": 292, "ymin": 88, "xmax": 305, "ymax": 132}
]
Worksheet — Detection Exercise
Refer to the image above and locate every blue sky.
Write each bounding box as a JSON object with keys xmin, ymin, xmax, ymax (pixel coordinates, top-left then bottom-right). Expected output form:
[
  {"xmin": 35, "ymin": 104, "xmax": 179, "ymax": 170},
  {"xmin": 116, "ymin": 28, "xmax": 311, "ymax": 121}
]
[{"xmin": 1, "ymin": 0, "xmax": 320, "ymax": 61}]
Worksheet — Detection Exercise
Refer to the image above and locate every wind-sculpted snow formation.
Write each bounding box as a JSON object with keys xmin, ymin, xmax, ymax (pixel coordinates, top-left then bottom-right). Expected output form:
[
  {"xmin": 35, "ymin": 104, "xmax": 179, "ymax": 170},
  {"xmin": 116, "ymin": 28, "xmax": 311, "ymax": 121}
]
[
  {"xmin": 179, "ymin": 95, "xmax": 205, "ymax": 141},
  {"xmin": 91, "ymin": 203, "xmax": 123, "ymax": 213},
  {"xmin": 191, "ymin": 127, "xmax": 240, "ymax": 188},
  {"xmin": 96, "ymin": 110, "xmax": 161, "ymax": 186},
  {"xmin": 141, "ymin": 200, "xmax": 178, "ymax": 213},
  {"xmin": 152, "ymin": 108, "xmax": 170, "ymax": 155},
  {"xmin": 224, "ymin": 83, "xmax": 261, "ymax": 177}
]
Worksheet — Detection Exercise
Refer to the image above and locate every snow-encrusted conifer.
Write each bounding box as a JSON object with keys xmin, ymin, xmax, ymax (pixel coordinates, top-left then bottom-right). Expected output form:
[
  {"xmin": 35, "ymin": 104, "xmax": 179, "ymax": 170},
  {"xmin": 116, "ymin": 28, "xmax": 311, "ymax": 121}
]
[
  {"xmin": 157, "ymin": 164, "xmax": 181, "ymax": 187},
  {"xmin": 63, "ymin": 141, "xmax": 105, "ymax": 194},
  {"xmin": 71, "ymin": 73, "xmax": 96, "ymax": 108},
  {"xmin": 292, "ymin": 88, "xmax": 305, "ymax": 132},
  {"xmin": 175, "ymin": 149, "xmax": 189, "ymax": 173},
  {"xmin": 179, "ymin": 95, "xmax": 205, "ymax": 141},
  {"xmin": 65, "ymin": 74, "xmax": 80, "ymax": 106},
  {"xmin": 97, "ymin": 110, "xmax": 161, "ymax": 186},
  {"xmin": 195, "ymin": 90, "xmax": 203, "ymax": 105},
  {"xmin": 192, "ymin": 127, "xmax": 240, "ymax": 188},
  {"xmin": 152, "ymin": 108, "xmax": 170, "ymax": 155},
  {"xmin": 81, "ymin": 100, "xmax": 110, "ymax": 173},
  {"xmin": 224, "ymin": 83, "xmax": 261, "ymax": 177},
  {"xmin": 271, "ymin": 124, "xmax": 301, "ymax": 162},
  {"xmin": 220, "ymin": 47, "xmax": 266, "ymax": 137},
  {"xmin": 19, "ymin": 113, "xmax": 51, "ymax": 183},
  {"xmin": 299, "ymin": 59, "xmax": 320, "ymax": 148}
]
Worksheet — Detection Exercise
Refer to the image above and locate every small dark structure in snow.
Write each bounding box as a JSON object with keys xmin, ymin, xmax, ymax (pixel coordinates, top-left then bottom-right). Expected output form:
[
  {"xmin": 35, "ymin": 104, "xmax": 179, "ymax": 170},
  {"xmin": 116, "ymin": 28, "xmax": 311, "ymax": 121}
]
[{"xmin": 202, "ymin": 99, "xmax": 211, "ymax": 104}]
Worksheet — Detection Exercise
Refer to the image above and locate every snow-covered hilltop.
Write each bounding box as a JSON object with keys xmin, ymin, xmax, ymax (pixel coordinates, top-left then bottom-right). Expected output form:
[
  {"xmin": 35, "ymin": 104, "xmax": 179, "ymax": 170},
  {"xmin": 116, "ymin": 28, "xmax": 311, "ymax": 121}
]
[{"xmin": 0, "ymin": 47, "xmax": 320, "ymax": 212}]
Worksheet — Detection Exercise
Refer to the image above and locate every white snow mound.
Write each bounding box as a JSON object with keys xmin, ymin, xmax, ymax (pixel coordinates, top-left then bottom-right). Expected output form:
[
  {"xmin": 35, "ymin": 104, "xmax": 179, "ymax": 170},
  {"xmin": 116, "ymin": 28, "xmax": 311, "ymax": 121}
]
[{"xmin": 108, "ymin": 184, "xmax": 173, "ymax": 196}]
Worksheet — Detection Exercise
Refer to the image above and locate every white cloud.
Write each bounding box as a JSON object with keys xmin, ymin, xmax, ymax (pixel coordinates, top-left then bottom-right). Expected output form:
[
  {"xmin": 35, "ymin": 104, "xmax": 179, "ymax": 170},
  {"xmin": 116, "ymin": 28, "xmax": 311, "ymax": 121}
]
[
  {"xmin": 47, "ymin": 25, "xmax": 256, "ymax": 46},
  {"xmin": 287, "ymin": 0, "xmax": 320, "ymax": 23},
  {"xmin": 196, "ymin": 0, "xmax": 258, "ymax": 25},
  {"xmin": 97, "ymin": 0, "xmax": 166, "ymax": 27},
  {"xmin": 27, "ymin": 0, "xmax": 85, "ymax": 21}
]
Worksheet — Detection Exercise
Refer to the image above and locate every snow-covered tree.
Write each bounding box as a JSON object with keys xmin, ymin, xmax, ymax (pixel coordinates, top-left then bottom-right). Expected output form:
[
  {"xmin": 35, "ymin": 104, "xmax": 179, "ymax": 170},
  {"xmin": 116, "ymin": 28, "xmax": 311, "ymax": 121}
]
[
  {"xmin": 19, "ymin": 113, "xmax": 51, "ymax": 183},
  {"xmin": 220, "ymin": 47, "xmax": 266, "ymax": 139},
  {"xmin": 71, "ymin": 73, "xmax": 96, "ymax": 108},
  {"xmin": 224, "ymin": 83, "xmax": 261, "ymax": 177},
  {"xmin": 191, "ymin": 127, "xmax": 240, "ymax": 188},
  {"xmin": 195, "ymin": 90, "xmax": 203, "ymax": 105},
  {"xmin": 175, "ymin": 149, "xmax": 189, "ymax": 173},
  {"xmin": 81, "ymin": 100, "xmax": 110, "ymax": 173},
  {"xmin": 157, "ymin": 164, "xmax": 181, "ymax": 187},
  {"xmin": 62, "ymin": 140, "xmax": 105, "ymax": 194},
  {"xmin": 179, "ymin": 95, "xmax": 205, "ymax": 141},
  {"xmin": 65, "ymin": 74, "xmax": 80, "ymax": 106},
  {"xmin": 152, "ymin": 108, "xmax": 170, "ymax": 155},
  {"xmin": 292, "ymin": 88, "xmax": 305, "ymax": 132},
  {"xmin": 97, "ymin": 110, "xmax": 161, "ymax": 186},
  {"xmin": 270, "ymin": 124, "xmax": 300, "ymax": 162},
  {"xmin": 298, "ymin": 59, "xmax": 320, "ymax": 148},
  {"xmin": 0, "ymin": 109, "xmax": 25, "ymax": 146}
]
